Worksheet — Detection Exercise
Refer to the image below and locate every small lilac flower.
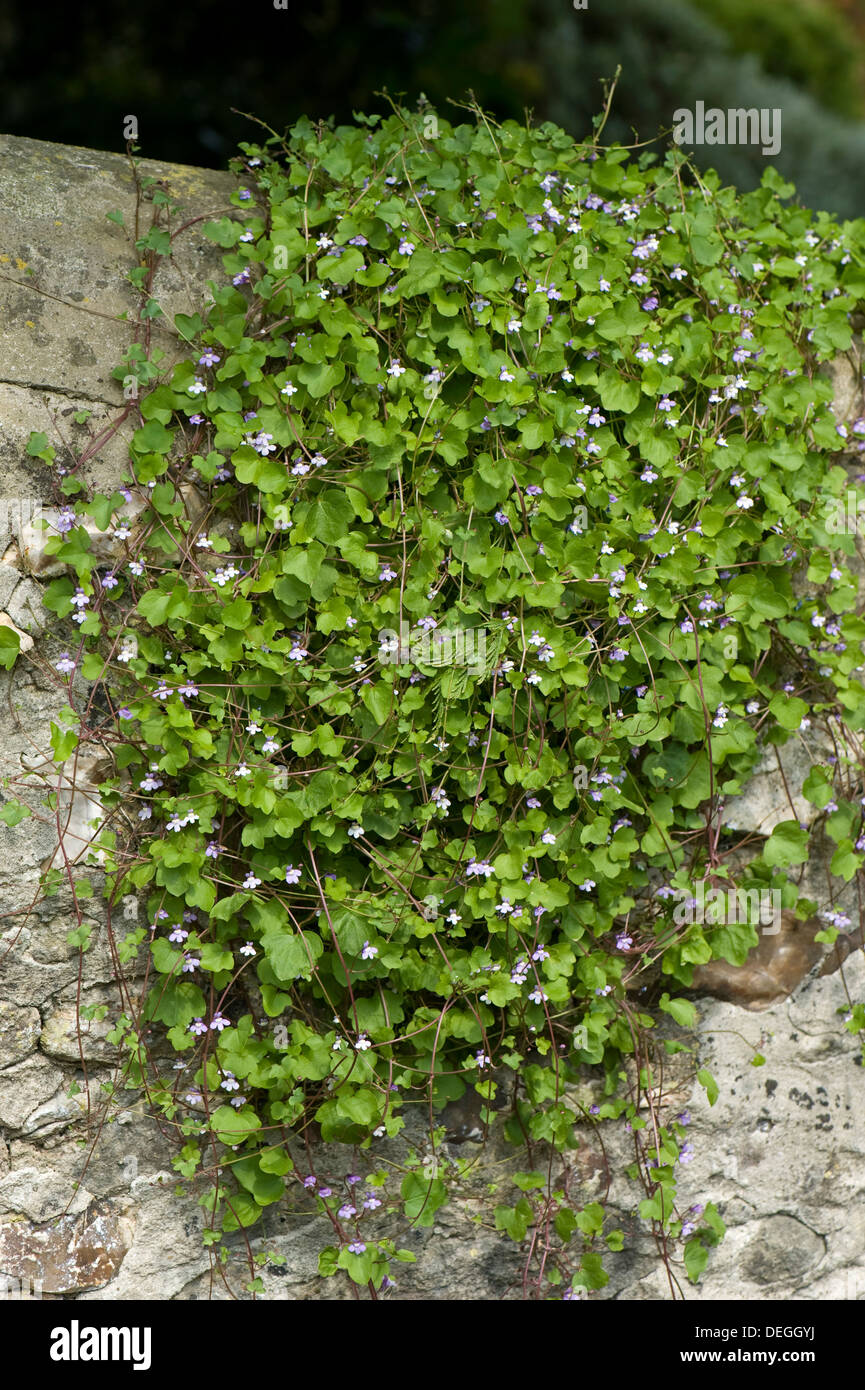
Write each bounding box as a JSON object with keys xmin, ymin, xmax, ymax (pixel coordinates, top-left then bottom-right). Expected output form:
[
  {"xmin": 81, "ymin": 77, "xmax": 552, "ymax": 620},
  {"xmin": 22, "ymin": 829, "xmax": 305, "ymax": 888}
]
[{"xmin": 466, "ymin": 859, "xmax": 494, "ymax": 878}]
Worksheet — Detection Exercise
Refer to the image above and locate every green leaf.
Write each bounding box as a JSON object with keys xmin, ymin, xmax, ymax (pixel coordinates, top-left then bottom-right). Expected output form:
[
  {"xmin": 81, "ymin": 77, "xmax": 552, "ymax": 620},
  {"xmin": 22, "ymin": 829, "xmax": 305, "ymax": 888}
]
[
  {"xmin": 697, "ymin": 1067, "xmax": 719, "ymax": 1106},
  {"xmin": 0, "ymin": 626, "xmax": 21, "ymax": 670},
  {"xmin": 263, "ymin": 929, "xmax": 323, "ymax": 983},
  {"xmin": 209, "ymin": 1104, "xmax": 262, "ymax": 1145},
  {"xmin": 658, "ymin": 994, "xmax": 697, "ymax": 1027},
  {"xmin": 175, "ymin": 312, "xmax": 204, "ymax": 341},
  {"xmin": 132, "ymin": 419, "xmax": 174, "ymax": 455},
  {"xmin": 50, "ymin": 721, "xmax": 79, "ymax": 762},
  {"xmin": 684, "ymin": 1238, "xmax": 709, "ymax": 1283},
  {"xmin": 597, "ymin": 369, "xmax": 640, "ymax": 413},
  {"xmin": 293, "ymin": 489, "xmax": 354, "ymax": 543},
  {"xmin": 0, "ymin": 799, "xmax": 31, "ymax": 827},
  {"xmin": 763, "ymin": 820, "xmax": 809, "ymax": 868}
]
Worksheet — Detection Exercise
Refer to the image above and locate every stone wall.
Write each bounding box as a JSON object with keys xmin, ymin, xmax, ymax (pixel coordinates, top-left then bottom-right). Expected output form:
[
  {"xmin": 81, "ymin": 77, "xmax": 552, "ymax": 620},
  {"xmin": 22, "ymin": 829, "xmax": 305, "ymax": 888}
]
[{"xmin": 0, "ymin": 134, "xmax": 863, "ymax": 1300}]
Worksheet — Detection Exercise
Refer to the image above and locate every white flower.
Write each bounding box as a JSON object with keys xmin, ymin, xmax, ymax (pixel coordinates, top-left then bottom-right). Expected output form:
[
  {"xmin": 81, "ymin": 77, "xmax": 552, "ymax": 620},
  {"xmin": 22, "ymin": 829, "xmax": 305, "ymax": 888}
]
[
  {"xmin": 281, "ymin": 381, "xmax": 298, "ymax": 397},
  {"xmin": 348, "ymin": 824, "xmax": 364, "ymax": 838},
  {"xmin": 387, "ymin": 360, "xmax": 406, "ymax": 377},
  {"xmin": 355, "ymin": 1034, "xmax": 373, "ymax": 1052},
  {"xmin": 736, "ymin": 495, "xmax": 754, "ymax": 510}
]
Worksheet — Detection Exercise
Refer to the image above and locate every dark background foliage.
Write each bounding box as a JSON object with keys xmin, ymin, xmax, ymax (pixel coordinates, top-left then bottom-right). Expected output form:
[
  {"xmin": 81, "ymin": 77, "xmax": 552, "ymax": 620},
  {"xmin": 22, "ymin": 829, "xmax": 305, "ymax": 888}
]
[{"xmin": 5, "ymin": 0, "xmax": 865, "ymax": 215}]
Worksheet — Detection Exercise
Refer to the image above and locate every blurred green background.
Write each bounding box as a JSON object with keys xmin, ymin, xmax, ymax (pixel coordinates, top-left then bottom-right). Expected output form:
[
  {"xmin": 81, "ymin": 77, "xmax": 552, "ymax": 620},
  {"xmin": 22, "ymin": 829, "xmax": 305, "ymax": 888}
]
[{"xmin": 4, "ymin": 0, "xmax": 865, "ymax": 217}]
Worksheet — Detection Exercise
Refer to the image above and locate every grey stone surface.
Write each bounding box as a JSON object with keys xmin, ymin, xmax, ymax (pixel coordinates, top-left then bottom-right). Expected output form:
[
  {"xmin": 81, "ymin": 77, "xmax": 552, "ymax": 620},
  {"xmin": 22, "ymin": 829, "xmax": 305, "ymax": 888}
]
[
  {"xmin": 0, "ymin": 134, "xmax": 236, "ymax": 404},
  {"xmin": 0, "ymin": 1002, "xmax": 41, "ymax": 1069}
]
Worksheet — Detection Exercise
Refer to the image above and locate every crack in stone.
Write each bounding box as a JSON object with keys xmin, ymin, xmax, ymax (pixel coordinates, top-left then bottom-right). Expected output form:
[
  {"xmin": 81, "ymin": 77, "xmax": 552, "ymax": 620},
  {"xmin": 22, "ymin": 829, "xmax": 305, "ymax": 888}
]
[{"xmin": 0, "ymin": 378, "xmax": 119, "ymax": 407}]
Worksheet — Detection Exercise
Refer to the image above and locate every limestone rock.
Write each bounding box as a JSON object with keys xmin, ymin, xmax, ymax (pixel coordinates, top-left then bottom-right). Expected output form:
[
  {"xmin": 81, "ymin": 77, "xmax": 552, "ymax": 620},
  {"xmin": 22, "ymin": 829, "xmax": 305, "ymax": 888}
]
[
  {"xmin": 0, "ymin": 613, "xmax": 33, "ymax": 655},
  {"xmin": 40, "ymin": 1003, "xmax": 116, "ymax": 1063},
  {"xmin": 691, "ymin": 911, "xmax": 827, "ymax": 1010},
  {"xmin": 5, "ymin": 577, "xmax": 47, "ymax": 636},
  {"xmin": 0, "ymin": 1200, "xmax": 133, "ymax": 1293},
  {"xmin": 0, "ymin": 1054, "xmax": 67, "ymax": 1131},
  {"xmin": 0, "ymin": 1000, "xmax": 41, "ymax": 1067}
]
